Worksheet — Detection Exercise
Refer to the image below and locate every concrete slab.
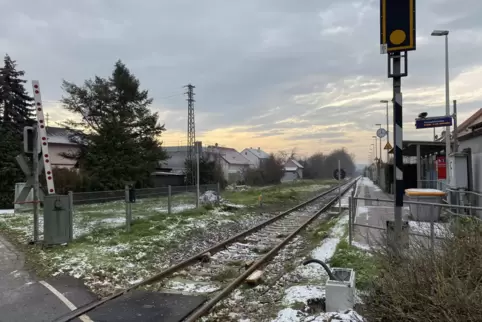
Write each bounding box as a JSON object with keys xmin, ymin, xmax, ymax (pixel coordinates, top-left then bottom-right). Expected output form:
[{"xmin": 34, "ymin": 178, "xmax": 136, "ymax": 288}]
[{"xmin": 87, "ymin": 291, "xmax": 207, "ymax": 322}]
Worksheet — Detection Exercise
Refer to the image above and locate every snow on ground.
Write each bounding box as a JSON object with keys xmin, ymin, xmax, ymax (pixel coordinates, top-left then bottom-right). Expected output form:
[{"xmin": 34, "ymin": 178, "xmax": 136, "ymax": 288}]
[
  {"xmin": 0, "ymin": 209, "xmax": 14, "ymax": 215},
  {"xmin": 409, "ymin": 220, "xmax": 451, "ymax": 238},
  {"xmin": 273, "ymin": 213, "xmax": 366, "ymax": 322},
  {"xmin": 282, "ymin": 285, "xmax": 326, "ymax": 306},
  {"xmin": 296, "ymin": 215, "xmax": 348, "ymax": 280}
]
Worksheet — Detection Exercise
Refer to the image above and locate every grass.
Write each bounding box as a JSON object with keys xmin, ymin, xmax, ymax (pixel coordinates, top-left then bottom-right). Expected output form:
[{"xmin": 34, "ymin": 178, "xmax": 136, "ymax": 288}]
[
  {"xmin": 308, "ymin": 217, "xmax": 339, "ymax": 246},
  {"xmin": 329, "ymin": 239, "xmax": 378, "ymax": 290},
  {"xmin": 0, "ymin": 179, "xmax": 339, "ymax": 296},
  {"xmin": 222, "ymin": 179, "xmax": 336, "ymax": 209}
]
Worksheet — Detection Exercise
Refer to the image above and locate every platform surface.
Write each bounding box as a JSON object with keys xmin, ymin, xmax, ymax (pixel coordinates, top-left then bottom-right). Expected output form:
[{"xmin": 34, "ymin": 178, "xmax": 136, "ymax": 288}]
[{"xmin": 87, "ymin": 291, "xmax": 207, "ymax": 322}]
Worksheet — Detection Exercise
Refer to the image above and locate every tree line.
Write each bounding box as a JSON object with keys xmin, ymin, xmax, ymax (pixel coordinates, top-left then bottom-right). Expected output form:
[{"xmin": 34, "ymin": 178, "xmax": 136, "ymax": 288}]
[{"xmin": 299, "ymin": 148, "xmax": 356, "ymax": 180}]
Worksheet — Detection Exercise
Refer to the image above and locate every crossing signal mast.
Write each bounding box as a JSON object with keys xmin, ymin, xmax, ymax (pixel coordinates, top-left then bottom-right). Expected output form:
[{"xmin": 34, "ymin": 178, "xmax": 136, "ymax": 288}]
[
  {"xmin": 32, "ymin": 80, "xmax": 55, "ymax": 194},
  {"xmin": 15, "ymin": 80, "xmax": 56, "ymax": 243}
]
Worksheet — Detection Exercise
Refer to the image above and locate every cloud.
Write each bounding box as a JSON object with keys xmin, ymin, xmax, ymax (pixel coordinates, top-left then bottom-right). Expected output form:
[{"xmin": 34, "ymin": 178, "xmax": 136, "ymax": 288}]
[{"xmin": 2, "ymin": 0, "xmax": 481, "ymax": 163}]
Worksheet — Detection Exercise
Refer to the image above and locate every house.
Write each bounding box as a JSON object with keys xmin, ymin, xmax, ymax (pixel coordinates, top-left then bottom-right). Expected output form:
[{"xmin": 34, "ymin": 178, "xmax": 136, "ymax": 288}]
[
  {"xmin": 161, "ymin": 146, "xmax": 191, "ymax": 174},
  {"xmin": 240, "ymin": 147, "xmax": 270, "ymax": 168},
  {"xmin": 46, "ymin": 127, "xmax": 79, "ymax": 169},
  {"xmin": 282, "ymin": 159, "xmax": 304, "ymax": 182},
  {"xmin": 205, "ymin": 144, "xmax": 250, "ymax": 183}
]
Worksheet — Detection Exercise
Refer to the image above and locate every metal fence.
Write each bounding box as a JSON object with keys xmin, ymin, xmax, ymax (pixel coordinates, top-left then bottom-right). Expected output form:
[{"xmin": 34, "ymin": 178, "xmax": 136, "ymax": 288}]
[
  {"xmin": 417, "ymin": 179, "xmax": 482, "ymax": 215},
  {"xmin": 68, "ymin": 183, "xmax": 220, "ymax": 239},
  {"xmin": 347, "ymin": 194, "xmax": 482, "ymax": 250}
]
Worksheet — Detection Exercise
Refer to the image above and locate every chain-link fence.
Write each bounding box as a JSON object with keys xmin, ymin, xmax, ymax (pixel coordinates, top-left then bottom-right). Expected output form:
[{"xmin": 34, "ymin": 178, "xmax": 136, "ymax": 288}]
[{"xmin": 69, "ymin": 184, "xmax": 220, "ymax": 239}]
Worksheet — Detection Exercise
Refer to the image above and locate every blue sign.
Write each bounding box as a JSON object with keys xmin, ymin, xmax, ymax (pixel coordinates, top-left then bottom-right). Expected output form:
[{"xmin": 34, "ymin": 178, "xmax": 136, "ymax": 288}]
[{"xmin": 415, "ymin": 116, "xmax": 452, "ymax": 129}]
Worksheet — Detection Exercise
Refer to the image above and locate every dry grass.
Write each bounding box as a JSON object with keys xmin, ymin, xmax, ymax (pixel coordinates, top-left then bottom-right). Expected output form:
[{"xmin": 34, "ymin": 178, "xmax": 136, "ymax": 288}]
[{"xmin": 361, "ymin": 217, "xmax": 482, "ymax": 322}]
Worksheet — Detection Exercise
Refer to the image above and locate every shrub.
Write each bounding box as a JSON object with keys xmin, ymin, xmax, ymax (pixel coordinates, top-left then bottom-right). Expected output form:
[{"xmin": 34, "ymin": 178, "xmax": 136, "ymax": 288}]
[{"xmin": 361, "ymin": 218, "xmax": 482, "ymax": 321}]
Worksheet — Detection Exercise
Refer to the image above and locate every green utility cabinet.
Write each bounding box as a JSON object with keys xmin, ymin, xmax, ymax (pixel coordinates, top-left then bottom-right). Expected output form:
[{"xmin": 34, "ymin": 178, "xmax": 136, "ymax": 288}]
[{"xmin": 43, "ymin": 194, "xmax": 73, "ymax": 245}]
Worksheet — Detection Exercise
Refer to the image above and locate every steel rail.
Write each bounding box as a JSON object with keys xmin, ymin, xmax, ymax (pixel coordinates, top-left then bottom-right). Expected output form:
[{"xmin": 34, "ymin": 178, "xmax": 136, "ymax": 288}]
[
  {"xmin": 183, "ymin": 178, "xmax": 358, "ymax": 321},
  {"xmin": 53, "ymin": 179, "xmax": 356, "ymax": 322}
]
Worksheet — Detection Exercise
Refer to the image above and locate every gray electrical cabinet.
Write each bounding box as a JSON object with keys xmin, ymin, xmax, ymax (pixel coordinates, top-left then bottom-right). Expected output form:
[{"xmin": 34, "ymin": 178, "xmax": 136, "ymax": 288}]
[{"xmin": 43, "ymin": 194, "xmax": 73, "ymax": 245}]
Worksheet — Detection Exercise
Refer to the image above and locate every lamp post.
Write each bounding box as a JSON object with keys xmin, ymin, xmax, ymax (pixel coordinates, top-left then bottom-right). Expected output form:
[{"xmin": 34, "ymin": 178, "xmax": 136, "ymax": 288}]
[
  {"xmin": 380, "ymin": 100, "xmax": 390, "ymax": 163},
  {"xmin": 431, "ymin": 29, "xmax": 451, "ymax": 186},
  {"xmin": 372, "ymin": 136, "xmax": 378, "ymax": 183}
]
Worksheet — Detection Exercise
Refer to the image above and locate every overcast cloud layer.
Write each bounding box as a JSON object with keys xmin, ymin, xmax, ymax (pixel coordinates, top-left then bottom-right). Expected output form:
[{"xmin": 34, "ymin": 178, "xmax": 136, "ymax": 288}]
[{"xmin": 2, "ymin": 0, "xmax": 482, "ymax": 163}]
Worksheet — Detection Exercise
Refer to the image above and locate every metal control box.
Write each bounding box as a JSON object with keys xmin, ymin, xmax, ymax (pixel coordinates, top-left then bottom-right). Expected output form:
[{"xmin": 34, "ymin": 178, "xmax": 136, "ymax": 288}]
[
  {"xmin": 448, "ymin": 152, "xmax": 468, "ymax": 189},
  {"xmin": 325, "ymin": 268, "xmax": 356, "ymax": 312},
  {"xmin": 43, "ymin": 194, "xmax": 73, "ymax": 245}
]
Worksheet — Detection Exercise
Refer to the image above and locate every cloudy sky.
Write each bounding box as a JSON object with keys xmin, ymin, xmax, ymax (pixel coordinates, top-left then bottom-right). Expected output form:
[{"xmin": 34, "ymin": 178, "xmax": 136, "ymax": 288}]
[{"xmin": 2, "ymin": 0, "xmax": 482, "ymax": 164}]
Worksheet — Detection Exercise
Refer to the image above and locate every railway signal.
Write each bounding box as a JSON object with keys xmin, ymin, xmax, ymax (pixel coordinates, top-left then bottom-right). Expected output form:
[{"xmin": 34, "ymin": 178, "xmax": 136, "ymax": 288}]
[{"xmin": 333, "ymin": 168, "xmax": 346, "ymax": 180}]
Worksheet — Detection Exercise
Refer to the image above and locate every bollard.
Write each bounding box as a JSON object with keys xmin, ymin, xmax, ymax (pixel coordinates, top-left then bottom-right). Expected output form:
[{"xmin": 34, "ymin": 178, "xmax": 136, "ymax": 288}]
[
  {"xmin": 258, "ymin": 194, "xmax": 263, "ymax": 208},
  {"xmin": 168, "ymin": 185, "xmax": 172, "ymax": 215}
]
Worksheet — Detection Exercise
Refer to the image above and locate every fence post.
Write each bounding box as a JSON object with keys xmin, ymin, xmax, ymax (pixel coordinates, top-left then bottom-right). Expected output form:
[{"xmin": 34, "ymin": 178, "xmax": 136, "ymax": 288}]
[
  {"xmin": 125, "ymin": 185, "xmax": 131, "ymax": 232},
  {"xmin": 168, "ymin": 185, "xmax": 172, "ymax": 215},
  {"xmin": 216, "ymin": 182, "xmax": 220, "ymax": 204},
  {"xmin": 430, "ymin": 204, "xmax": 435, "ymax": 252},
  {"xmin": 68, "ymin": 191, "xmax": 74, "ymax": 241},
  {"xmin": 348, "ymin": 196, "xmax": 353, "ymax": 246}
]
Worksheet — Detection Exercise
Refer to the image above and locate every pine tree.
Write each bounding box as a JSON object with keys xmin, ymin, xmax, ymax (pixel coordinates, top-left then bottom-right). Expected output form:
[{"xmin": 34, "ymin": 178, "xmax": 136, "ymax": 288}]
[
  {"xmin": 0, "ymin": 54, "xmax": 34, "ymax": 133},
  {"xmin": 0, "ymin": 54, "xmax": 34, "ymax": 208},
  {"xmin": 61, "ymin": 60, "xmax": 168, "ymax": 189}
]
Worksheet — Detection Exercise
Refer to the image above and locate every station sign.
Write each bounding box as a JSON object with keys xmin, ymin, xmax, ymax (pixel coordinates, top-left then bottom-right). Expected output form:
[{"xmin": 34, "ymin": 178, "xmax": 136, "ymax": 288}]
[
  {"xmin": 380, "ymin": 0, "xmax": 416, "ymax": 53},
  {"xmin": 415, "ymin": 116, "xmax": 452, "ymax": 129}
]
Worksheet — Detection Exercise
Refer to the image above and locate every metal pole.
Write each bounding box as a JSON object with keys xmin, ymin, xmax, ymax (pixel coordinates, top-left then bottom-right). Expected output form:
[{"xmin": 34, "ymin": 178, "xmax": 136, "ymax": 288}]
[
  {"xmin": 348, "ymin": 196, "xmax": 352, "ymax": 246},
  {"xmin": 386, "ymin": 101, "xmax": 390, "ymax": 164},
  {"xmin": 167, "ymin": 185, "xmax": 172, "ymax": 215},
  {"xmin": 32, "ymin": 126, "xmax": 39, "ymax": 243},
  {"xmin": 338, "ymin": 160, "xmax": 341, "ymax": 213},
  {"xmin": 68, "ymin": 191, "xmax": 74, "ymax": 242},
  {"xmin": 125, "ymin": 185, "xmax": 131, "ymax": 232},
  {"xmin": 444, "ymin": 34, "xmax": 451, "ymax": 186},
  {"xmin": 195, "ymin": 142, "xmax": 200, "ymax": 208},
  {"xmin": 379, "ymin": 125, "xmax": 382, "ymax": 164},
  {"xmin": 453, "ymin": 100, "xmax": 458, "ymax": 153},
  {"xmin": 393, "ymin": 54, "xmax": 403, "ymax": 249}
]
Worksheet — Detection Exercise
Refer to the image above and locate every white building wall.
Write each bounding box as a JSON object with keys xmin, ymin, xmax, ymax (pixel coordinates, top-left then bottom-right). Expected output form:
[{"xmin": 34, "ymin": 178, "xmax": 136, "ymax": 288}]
[{"xmin": 241, "ymin": 149, "xmax": 260, "ymax": 168}]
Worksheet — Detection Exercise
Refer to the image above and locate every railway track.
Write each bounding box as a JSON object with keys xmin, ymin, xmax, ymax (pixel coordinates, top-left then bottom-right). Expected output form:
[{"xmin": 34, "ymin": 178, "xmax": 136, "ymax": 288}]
[{"xmin": 54, "ymin": 178, "xmax": 358, "ymax": 322}]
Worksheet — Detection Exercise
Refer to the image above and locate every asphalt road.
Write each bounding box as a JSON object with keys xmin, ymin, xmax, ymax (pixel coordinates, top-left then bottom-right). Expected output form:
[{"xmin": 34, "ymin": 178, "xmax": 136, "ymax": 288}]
[{"xmin": 0, "ymin": 234, "xmax": 97, "ymax": 322}]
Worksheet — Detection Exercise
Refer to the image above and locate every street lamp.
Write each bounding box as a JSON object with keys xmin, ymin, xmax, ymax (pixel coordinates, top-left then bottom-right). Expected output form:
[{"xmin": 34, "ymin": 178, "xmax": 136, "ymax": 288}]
[
  {"xmin": 431, "ymin": 29, "xmax": 450, "ymax": 185},
  {"xmin": 380, "ymin": 100, "xmax": 390, "ymax": 163}
]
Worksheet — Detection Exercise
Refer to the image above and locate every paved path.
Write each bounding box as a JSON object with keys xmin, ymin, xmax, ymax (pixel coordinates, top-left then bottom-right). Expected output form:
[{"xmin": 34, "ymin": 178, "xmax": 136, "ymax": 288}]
[
  {"xmin": 352, "ymin": 177, "xmax": 411, "ymax": 248},
  {"xmin": 0, "ymin": 234, "xmax": 97, "ymax": 322}
]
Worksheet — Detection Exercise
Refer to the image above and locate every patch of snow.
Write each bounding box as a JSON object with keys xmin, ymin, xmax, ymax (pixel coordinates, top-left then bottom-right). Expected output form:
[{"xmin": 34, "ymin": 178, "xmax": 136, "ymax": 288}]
[
  {"xmin": 311, "ymin": 238, "xmax": 339, "ymax": 263},
  {"xmin": 409, "ymin": 220, "xmax": 450, "ymax": 238},
  {"xmin": 272, "ymin": 308, "xmax": 305, "ymax": 322},
  {"xmin": 308, "ymin": 310, "xmax": 365, "ymax": 321},
  {"xmin": 351, "ymin": 240, "xmax": 372, "ymax": 251},
  {"xmin": 165, "ymin": 280, "xmax": 220, "ymax": 293},
  {"xmin": 282, "ymin": 285, "xmax": 326, "ymax": 306},
  {"xmin": 359, "ymin": 177, "xmax": 381, "ymax": 192},
  {"xmin": 154, "ymin": 204, "xmax": 196, "ymax": 213},
  {"xmin": 0, "ymin": 209, "xmax": 14, "ymax": 215}
]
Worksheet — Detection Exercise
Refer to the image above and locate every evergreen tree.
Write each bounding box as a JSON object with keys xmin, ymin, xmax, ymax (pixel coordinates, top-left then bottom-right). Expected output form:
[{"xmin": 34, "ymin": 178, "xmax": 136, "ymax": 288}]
[
  {"xmin": 0, "ymin": 54, "xmax": 34, "ymax": 208},
  {"xmin": 0, "ymin": 54, "xmax": 34, "ymax": 133},
  {"xmin": 184, "ymin": 157, "xmax": 225, "ymax": 186},
  {"xmin": 61, "ymin": 60, "xmax": 168, "ymax": 190}
]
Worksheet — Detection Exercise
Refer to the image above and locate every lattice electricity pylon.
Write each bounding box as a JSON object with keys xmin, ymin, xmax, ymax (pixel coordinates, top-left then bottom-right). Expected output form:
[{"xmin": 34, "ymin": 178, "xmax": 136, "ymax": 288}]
[{"xmin": 185, "ymin": 84, "xmax": 196, "ymax": 184}]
